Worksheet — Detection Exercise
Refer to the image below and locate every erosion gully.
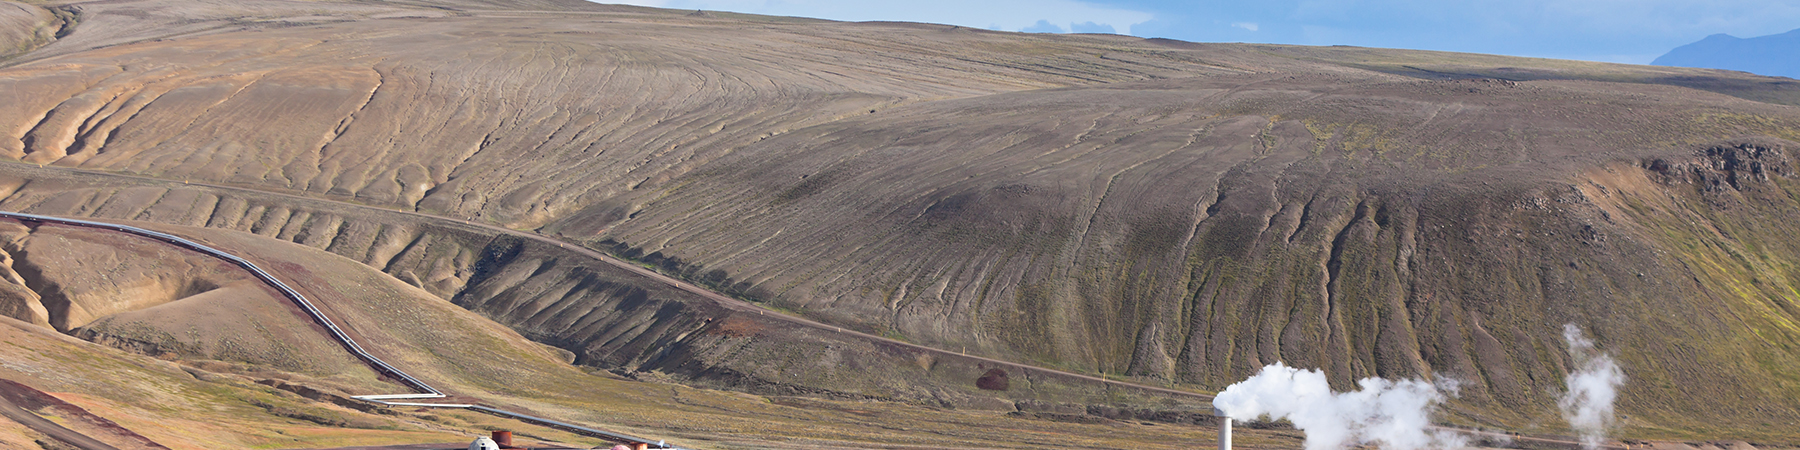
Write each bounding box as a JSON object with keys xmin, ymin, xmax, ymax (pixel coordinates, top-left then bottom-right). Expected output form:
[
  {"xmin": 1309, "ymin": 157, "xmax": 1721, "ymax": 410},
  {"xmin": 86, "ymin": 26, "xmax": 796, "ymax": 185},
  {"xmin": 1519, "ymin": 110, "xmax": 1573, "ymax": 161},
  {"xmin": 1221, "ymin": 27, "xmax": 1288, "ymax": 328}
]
[
  {"xmin": 0, "ymin": 163, "xmax": 1626, "ymax": 450},
  {"xmin": 0, "ymin": 210, "xmax": 679, "ymax": 450}
]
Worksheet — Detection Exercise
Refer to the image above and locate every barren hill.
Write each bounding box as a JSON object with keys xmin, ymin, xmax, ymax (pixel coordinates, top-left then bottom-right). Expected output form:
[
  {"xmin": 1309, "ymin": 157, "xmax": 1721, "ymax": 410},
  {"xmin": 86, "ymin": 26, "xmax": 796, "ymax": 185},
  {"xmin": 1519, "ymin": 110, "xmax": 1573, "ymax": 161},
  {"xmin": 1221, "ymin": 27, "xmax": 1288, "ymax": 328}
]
[
  {"xmin": 1, "ymin": 0, "xmax": 1798, "ymax": 442},
  {"xmin": 0, "ymin": 216, "xmax": 1238, "ymax": 449}
]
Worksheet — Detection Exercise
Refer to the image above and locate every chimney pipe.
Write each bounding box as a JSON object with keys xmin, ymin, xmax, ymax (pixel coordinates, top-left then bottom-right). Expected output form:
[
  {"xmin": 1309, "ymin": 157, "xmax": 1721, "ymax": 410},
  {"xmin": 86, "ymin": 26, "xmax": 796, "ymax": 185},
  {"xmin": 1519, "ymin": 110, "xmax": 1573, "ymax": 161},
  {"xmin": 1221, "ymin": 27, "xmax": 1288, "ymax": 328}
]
[
  {"xmin": 491, "ymin": 431, "xmax": 513, "ymax": 448},
  {"xmin": 1214, "ymin": 407, "xmax": 1232, "ymax": 450}
]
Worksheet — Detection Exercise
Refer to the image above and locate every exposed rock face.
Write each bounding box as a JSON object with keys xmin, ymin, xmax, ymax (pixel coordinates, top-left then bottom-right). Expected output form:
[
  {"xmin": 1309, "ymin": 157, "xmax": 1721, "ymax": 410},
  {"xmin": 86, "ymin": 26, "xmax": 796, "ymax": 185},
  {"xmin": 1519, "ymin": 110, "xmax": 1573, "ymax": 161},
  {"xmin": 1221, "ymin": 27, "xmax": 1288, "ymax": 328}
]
[
  {"xmin": 2, "ymin": 0, "xmax": 1800, "ymax": 436},
  {"xmin": 1648, "ymin": 139, "xmax": 1795, "ymax": 191}
]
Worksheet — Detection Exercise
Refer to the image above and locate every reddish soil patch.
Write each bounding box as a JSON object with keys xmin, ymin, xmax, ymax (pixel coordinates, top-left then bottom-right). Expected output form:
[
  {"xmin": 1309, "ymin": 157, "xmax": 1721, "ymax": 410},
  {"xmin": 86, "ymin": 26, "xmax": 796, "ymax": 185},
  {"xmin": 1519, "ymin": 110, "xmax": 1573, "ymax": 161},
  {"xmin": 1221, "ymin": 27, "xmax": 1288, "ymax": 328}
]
[
  {"xmin": 707, "ymin": 314, "xmax": 764, "ymax": 338},
  {"xmin": 975, "ymin": 368, "xmax": 1009, "ymax": 391},
  {"xmin": 0, "ymin": 379, "xmax": 167, "ymax": 449}
]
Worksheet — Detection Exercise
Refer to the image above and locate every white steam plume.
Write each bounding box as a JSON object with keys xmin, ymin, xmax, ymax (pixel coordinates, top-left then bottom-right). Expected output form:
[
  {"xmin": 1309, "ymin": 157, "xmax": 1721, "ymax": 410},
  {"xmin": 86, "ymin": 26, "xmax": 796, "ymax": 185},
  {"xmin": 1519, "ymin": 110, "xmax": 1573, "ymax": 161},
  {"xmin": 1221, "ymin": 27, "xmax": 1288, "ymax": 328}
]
[
  {"xmin": 1559, "ymin": 324, "xmax": 1625, "ymax": 450},
  {"xmin": 1212, "ymin": 362, "xmax": 1467, "ymax": 450}
]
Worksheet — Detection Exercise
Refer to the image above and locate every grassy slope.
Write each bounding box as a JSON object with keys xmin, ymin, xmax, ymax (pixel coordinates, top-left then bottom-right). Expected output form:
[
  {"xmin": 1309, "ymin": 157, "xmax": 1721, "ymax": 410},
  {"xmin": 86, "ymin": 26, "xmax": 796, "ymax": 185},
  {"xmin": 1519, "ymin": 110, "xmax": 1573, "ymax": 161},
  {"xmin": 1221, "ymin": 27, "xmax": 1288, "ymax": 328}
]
[
  {"xmin": 0, "ymin": 313, "xmax": 463, "ymax": 449},
  {"xmin": 1576, "ymin": 156, "xmax": 1800, "ymax": 439}
]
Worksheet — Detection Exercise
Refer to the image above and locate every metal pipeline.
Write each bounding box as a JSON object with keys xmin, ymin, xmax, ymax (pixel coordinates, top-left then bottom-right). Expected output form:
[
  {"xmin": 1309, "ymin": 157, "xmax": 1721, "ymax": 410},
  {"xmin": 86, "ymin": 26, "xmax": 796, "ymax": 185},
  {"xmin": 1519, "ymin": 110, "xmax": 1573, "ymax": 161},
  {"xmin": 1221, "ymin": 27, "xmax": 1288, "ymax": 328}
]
[{"xmin": 0, "ymin": 211, "xmax": 681, "ymax": 449}]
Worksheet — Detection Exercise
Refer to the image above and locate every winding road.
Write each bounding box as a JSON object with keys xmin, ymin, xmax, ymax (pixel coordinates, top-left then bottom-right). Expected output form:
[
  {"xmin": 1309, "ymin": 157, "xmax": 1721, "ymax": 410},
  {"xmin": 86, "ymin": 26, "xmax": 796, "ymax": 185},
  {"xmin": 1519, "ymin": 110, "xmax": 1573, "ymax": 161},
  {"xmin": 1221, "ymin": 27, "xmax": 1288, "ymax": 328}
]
[
  {"xmin": 0, "ymin": 210, "xmax": 677, "ymax": 450},
  {"xmin": 7, "ymin": 164, "xmax": 1218, "ymax": 401},
  {"xmin": 0, "ymin": 387, "xmax": 118, "ymax": 450},
  {"xmin": 0, "ymin": 165, "xmax": 1636, "ymax": 450}
]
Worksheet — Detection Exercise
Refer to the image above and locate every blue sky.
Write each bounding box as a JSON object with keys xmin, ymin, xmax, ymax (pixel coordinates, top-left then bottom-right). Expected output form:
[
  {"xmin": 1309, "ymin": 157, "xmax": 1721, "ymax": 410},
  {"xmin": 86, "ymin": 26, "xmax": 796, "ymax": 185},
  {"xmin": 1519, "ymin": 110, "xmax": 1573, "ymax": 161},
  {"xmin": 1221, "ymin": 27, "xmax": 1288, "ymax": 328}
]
[{"xmin": 610, "ymin": 0, "xmax": 1800, "ymax": 64}]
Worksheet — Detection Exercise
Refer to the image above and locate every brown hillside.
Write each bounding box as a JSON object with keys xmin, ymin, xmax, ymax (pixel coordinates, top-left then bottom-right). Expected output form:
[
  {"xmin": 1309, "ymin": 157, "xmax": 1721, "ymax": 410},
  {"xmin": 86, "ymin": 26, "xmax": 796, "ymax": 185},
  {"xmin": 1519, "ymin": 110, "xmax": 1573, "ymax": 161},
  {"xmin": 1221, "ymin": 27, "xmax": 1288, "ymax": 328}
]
[
  {"xmin": 0, "ymin": 215, "xmax": 1290, "ymax": 449},
  {"xmin": 0, "ymin": 1, "xmax": 63, "ymax": 61},
  {"xmin": 0, "ymin": 0, "xmax": 1798, "ymax": 441},
  {"xmin": 0, "ymin": 165, "xmax": 1215, "ymax": 417}
]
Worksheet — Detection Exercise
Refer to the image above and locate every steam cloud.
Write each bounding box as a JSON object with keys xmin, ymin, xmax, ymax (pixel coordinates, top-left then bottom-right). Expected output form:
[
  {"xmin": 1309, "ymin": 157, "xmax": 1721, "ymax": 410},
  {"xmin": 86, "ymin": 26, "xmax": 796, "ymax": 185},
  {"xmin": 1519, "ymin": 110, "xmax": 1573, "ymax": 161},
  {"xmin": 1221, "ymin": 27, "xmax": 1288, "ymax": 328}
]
[
  {"xmin": 1212, "ymin": 362, "xmax": 1466, "ymax": 450},
  {"xmin": 1559, "ymin": 324, "xmax": 1625, "ymax": 450},
  {"xmin": 1211, "ymin": 326, "xmax": 1625, "ymax": 450}
]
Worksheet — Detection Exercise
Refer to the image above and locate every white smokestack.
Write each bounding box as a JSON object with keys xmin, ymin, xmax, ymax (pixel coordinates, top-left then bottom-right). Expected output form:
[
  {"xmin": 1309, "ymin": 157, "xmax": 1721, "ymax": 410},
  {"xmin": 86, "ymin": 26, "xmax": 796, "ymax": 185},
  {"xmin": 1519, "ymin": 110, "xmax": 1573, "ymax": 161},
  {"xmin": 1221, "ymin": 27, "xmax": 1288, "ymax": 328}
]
[
  {"xmin": 1211, "ymin": 362, "xmax": 1466, "ymax": 450},
  {"xmin": 1559, "ymin": 324, "xmax": 1625, "ymax": 450},
  {"xmin": 1215, "ymin": 407, "xmax": 1232, "ymax": 450}
]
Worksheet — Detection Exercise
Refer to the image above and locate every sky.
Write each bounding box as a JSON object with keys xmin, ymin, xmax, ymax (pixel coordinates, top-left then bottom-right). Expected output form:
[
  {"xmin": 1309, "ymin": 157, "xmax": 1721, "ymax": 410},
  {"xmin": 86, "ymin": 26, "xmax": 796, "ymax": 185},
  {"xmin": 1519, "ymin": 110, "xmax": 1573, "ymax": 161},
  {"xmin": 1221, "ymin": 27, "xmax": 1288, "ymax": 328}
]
[{"xmin": 607, "ymin": 0, "xmax": 1800, "ymax": 64}]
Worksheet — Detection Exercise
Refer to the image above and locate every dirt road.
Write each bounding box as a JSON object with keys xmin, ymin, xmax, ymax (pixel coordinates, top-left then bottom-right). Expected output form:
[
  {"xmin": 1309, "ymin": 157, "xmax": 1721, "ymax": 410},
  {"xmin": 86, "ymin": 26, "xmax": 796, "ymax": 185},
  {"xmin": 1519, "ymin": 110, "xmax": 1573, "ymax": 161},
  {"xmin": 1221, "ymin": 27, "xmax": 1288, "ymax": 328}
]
[
  {"xmin": 0, "ymin": 379, "xmax": 122, "ymax": 450},
  {"xmin": 511, "ymin": 226, "xmax": 1222, "ymax": 401},
  {"xmin": 0, "ymin": 166, "xmax": 1637, "ymax": 448},
  {"xmin": 0, "ymin": 211, "xmax": 673, "ymax": 449},
  {"xmin": 15, "ymin": 165, "xmax": 1218, "ymax": 402}
]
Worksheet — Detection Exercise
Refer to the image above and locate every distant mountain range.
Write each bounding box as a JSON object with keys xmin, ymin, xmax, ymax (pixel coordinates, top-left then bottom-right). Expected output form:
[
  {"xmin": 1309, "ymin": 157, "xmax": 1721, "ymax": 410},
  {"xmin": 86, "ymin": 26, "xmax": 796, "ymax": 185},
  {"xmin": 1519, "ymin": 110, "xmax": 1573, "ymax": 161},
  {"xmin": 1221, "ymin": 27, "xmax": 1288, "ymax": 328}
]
[{"xmin": 1653, "ymin": 28, "xmax": 1800, "ymax": 79}]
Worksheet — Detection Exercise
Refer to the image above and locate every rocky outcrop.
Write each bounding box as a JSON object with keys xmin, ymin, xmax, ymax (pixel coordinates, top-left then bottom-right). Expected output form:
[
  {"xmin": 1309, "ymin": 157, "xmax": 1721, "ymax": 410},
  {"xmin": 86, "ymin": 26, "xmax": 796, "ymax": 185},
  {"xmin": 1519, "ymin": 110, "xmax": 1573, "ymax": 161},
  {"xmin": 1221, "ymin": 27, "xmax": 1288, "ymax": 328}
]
[{"xmin": 1647, "ymin": 139, "xmax": 1794, "ymax": 192}]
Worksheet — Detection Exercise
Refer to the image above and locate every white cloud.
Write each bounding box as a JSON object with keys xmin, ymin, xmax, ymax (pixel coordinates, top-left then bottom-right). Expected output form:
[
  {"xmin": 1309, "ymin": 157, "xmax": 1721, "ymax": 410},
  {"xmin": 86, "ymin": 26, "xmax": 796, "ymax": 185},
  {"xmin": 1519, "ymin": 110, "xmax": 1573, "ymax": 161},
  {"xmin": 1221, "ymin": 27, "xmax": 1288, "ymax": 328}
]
[
  {"xmin": 596, "ymin": 0, "xmax": 1155, "ymax": 35},
  {"xmin": 1232, "ymin": 22, "xmax": 1259, "ymax": 31}
]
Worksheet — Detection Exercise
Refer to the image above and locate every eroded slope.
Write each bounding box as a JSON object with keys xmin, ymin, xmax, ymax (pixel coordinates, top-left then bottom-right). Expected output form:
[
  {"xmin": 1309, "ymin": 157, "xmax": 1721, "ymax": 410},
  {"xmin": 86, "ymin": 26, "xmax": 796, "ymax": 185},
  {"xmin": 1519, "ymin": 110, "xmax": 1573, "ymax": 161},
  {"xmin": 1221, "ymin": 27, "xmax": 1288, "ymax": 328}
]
[
  {"xmin": 568, "ymin": 74, "xmax": 1800, "ymax": 434},
  {"xmin": 0, "ymin": 0, "xmax": 1243, "ymax": 230},
  {"xmin": 0, "ymin": 203, "xmax": 1285, "ymax": 450},
  {"xmin": 0, "ymin": 166, "xmax": 1214, "ymax": 417},
  {"xmin": 1, "ymin": 0, "xmax": 1799, "ymax": 440}
]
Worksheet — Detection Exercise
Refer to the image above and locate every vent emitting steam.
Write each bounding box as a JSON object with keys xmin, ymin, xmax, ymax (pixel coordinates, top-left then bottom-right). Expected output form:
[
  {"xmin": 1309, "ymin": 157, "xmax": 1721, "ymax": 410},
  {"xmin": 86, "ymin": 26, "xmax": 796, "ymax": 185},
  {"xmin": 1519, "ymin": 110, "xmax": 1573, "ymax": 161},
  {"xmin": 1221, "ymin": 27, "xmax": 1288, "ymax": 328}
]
[
  {"xmin": 1559, "ymin": 324, "xmax": 1625, "ymax": 450},
  {"xmin": 1210, "ymin": 324, "xmax": 1626, "ymax": 450},
  {"xmin": 1211, "ymin": 362, "xmax": 1466, "ymax": 450}
]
